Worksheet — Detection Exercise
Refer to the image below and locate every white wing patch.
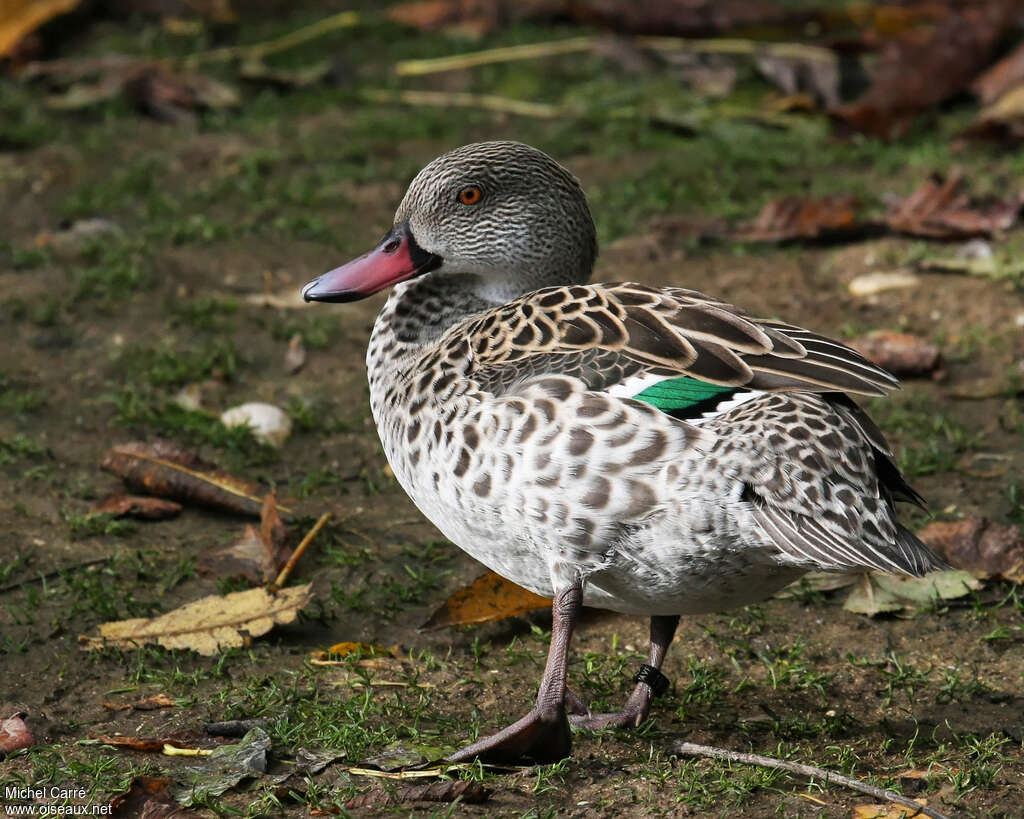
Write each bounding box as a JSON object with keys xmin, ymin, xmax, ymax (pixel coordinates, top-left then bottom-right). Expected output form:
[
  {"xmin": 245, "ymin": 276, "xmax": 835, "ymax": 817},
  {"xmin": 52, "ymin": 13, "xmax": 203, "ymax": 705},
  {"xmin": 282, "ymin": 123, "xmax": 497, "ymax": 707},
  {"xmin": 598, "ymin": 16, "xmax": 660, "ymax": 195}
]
[
  {"xmin": 688, "ymin": 390, "xmax": 764, "ymax": 424},
  {"xmin": 606, "ymin": 373, "xmax": 666, "ymax": 400}
]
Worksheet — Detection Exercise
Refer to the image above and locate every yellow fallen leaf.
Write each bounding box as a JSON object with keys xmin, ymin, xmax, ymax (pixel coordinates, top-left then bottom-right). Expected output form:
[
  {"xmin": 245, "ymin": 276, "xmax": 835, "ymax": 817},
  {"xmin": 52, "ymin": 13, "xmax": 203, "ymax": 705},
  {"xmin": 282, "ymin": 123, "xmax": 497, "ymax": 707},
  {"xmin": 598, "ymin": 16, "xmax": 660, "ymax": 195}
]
[
  {"xmin": 421, "ymin": 570, "xmax": 550, "ymax": 629},
  {"xmin": 852, "ymin": 799, "xmax": 928, "ymax": 819},
  {"xmin": 79, "ymin": 584, "xmax": 314, "ymax": 655},
  {"xmin": 0, "ymin": 0, "xmax": 80, "ymax": 57},
  {"xmin": 327, "ymin": 641, "xmax": 392, "ymax": 657}
]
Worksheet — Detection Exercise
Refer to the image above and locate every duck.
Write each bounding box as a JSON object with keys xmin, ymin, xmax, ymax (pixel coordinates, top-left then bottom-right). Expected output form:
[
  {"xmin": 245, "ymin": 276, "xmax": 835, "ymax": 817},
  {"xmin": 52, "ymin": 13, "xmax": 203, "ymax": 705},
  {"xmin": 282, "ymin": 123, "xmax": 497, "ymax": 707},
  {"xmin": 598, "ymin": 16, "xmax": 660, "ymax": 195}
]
[{"xmin": 302, "ymin": 141, "xmax": 944, "ymax": 764}]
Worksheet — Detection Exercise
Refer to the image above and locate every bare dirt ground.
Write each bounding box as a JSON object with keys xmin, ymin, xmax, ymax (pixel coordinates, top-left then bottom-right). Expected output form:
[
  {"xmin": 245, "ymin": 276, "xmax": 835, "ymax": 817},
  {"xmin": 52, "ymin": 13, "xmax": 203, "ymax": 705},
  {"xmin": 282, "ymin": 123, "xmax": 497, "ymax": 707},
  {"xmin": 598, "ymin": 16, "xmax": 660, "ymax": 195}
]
[{"xmin": 2, "ymin": 8, "xmax": 1024, "ymax": 818}]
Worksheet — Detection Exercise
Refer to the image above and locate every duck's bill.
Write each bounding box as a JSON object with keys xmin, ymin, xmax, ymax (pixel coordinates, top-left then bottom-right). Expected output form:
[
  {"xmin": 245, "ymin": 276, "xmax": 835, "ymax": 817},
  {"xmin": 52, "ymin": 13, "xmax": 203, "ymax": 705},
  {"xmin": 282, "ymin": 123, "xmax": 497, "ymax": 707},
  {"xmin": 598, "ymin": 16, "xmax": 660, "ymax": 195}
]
[{"xmin": 302, "ymin": 222, "xmax": 442, "ymax": 303}]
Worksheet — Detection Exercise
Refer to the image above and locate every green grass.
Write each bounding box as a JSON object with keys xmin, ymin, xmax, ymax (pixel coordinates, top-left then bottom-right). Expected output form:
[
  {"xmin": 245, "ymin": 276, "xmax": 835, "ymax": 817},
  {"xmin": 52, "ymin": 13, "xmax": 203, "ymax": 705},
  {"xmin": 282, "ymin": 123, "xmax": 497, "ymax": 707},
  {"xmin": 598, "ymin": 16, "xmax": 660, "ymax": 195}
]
[
  {"xmin": 113, "ymin": 339, "xmax": 241, "ymax": 388},
  {"xmin": 0, "ymin": 432, "xmax": 47, "ymax": 466},
  {"xmin": 0, "ymin": 370, "xmax": 46, "ymax": 414},
  {"xmin": 868, "ymin": 390, "xmax": 982, "ymax": 479}
]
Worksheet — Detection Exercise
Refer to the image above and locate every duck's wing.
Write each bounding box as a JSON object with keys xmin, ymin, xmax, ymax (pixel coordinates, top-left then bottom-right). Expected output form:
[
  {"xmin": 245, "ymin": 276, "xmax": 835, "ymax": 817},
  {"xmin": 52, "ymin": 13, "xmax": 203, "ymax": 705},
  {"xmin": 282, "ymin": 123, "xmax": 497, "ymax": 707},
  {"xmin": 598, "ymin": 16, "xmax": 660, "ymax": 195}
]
[{"xmin": 451, "ymin": 282, "xmax": 897, "ymax": 398}]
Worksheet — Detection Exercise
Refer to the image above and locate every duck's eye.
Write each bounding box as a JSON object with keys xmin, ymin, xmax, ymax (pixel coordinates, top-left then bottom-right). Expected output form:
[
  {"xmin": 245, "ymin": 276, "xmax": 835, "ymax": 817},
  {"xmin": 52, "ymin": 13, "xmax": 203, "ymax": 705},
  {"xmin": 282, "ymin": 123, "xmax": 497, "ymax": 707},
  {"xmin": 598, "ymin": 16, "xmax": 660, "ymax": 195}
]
[{"xmin": 457, "ymin": 186, "xmax": 482, "ymax": 205}]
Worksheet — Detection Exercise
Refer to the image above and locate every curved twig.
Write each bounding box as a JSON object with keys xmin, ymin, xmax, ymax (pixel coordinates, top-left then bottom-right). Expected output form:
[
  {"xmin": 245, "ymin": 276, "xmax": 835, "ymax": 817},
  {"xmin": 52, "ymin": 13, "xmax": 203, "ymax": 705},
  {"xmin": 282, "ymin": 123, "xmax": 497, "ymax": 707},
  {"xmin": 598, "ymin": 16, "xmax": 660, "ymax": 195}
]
[{"xmin": 671, "ymin": 741, "xmax": 950, "ymax": 819}]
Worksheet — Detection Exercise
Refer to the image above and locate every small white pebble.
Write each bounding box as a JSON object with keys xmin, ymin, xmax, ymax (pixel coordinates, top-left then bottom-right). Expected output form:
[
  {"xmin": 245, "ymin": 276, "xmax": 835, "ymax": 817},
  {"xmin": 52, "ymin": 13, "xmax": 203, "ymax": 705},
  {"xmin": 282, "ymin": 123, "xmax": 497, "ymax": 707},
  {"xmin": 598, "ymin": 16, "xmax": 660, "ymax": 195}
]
[
  {"xmin": 173, "ymin": 383, "xmax": 203, "ymax": 412},
  {"xmin": 220, "ymin": 402, "xmax": 292, "ymax": 447},
  {"xmin": 957, "ymin": 239, "xmax": 993, "ymax": 260},
  {"xmin": 1015, "ymin": 313, "xmax": 1024, "ymax": 328},
  {"xmin": 848, "ymin": 271, "xmax": 919, "ymax": 297}
]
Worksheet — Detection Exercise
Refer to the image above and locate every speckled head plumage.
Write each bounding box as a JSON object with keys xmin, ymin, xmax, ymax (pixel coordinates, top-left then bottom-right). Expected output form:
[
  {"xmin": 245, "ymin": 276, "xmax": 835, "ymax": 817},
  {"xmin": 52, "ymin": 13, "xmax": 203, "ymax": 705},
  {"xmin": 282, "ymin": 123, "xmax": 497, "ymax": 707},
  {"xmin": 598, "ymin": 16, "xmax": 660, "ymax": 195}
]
[
  {"xmin": 397, "ymin": 141, "xmax": 597, "ymax": 293},
  {"xmin": 303, "ymin": 141, "xmax": 597, "ymax": 304}
]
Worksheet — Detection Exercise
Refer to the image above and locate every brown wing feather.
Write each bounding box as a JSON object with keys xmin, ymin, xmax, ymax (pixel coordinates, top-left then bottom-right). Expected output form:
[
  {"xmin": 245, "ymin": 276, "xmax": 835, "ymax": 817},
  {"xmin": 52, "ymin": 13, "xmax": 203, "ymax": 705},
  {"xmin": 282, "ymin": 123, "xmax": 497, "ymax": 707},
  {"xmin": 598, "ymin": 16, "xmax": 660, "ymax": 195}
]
[{"xmin": 454, "ymin": 282, "xmax": 898, "ymax": 397}]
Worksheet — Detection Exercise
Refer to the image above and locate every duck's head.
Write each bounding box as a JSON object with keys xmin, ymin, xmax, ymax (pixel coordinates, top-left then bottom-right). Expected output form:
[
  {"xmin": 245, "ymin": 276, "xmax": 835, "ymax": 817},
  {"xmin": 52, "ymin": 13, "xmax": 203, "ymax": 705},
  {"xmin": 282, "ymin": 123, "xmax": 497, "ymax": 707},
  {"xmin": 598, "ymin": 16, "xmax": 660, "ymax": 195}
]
[{"xmin": 302, "ymin": 141, "xmax": 597, "ymax": 304}]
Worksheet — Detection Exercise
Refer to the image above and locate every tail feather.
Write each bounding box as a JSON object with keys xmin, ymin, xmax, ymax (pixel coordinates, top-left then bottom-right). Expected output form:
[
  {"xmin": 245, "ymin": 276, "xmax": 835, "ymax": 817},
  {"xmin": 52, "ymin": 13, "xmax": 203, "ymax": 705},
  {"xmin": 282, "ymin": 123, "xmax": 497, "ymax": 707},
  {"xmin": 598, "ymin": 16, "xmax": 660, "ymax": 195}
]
[{"xmin": 895, "ymin": 523, "xmax": 950, "ymax": 576}]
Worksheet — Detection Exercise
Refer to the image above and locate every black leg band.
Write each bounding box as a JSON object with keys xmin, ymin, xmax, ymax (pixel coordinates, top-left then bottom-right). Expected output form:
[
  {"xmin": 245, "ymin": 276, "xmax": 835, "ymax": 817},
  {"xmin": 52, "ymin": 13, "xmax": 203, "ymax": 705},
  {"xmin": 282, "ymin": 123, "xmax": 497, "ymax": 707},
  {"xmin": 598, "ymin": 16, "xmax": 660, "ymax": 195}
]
[{"xmin": 633, "ymin": 664, "xmax": 670, "ymax": 698}]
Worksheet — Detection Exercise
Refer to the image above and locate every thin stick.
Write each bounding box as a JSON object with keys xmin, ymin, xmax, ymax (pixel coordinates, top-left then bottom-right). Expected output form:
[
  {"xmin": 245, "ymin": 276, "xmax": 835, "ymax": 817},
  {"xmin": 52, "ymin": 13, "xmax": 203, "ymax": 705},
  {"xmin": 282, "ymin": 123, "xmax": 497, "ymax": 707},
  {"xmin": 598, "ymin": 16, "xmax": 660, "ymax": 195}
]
[
  {"xmin": 394, "ymin": 34, "xmax": 835, "ymax": 77},
  {"xmin": 362, "ymin": 89, "xmax": 564, "ymax": 119},
  {"xmin": 671, "ymin": 741, "xmax": 949, "ymax": 819},
  {"xmin": 395, "ymin": 36, "xmax": 595, "ymax": 76},
  {"xmin": 180, "ymin": 11, "xmax": 359, "ymax": 68},
  {"xmin": 637, "ymin": 36, "xmax": 836, "ymax": 64},
  {"xmin": 0, "ymin": 556, "xmax": 112, "ymax": 594},
  {"xmin": 271, "ymin": 512, "xmax": 331, "ymax": 590}
]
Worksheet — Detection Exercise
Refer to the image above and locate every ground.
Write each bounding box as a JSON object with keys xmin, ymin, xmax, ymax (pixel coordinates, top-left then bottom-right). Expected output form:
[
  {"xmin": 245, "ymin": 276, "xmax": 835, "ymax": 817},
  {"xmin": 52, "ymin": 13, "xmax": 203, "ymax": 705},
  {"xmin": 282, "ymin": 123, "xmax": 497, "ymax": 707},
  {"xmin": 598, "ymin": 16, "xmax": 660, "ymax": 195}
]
[{"xmin": 1, "ymin": 5, "xmax": 1024, "ymax": 817}]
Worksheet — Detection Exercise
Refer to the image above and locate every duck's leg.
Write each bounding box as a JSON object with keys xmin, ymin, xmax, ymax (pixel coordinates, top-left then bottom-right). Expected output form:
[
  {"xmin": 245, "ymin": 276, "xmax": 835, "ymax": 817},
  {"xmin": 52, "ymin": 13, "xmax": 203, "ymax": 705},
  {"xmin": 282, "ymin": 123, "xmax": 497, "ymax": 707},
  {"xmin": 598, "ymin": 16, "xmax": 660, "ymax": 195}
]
[
  {"xmin": 447, "ymin": 580, "xmax": 582, "ymax": 764},
  {"xmin": 570, "ymin": 614, "xmax": 679, "ymax": 730}
]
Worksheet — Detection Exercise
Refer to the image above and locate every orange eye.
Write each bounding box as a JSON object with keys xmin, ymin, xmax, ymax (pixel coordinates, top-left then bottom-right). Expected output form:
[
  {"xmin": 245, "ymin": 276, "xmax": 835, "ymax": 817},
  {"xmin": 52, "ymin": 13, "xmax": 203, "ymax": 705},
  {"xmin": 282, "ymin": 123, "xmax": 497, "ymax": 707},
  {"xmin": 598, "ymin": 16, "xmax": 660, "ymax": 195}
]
[{"xmin": 458, "ymin": 186, "xmax": 482, "ymax": 205}]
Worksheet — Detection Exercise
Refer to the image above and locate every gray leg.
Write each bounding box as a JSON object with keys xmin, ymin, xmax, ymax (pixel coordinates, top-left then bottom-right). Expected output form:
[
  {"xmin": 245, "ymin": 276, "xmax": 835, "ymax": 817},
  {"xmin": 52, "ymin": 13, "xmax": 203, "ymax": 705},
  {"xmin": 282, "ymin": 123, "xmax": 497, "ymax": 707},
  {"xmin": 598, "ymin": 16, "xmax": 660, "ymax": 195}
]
[
  {"xmin": 447, "ymin": 579, "xmax": 583, "ymax": 764},
  {"xmin": 570, "ymin": 614, "xmax": 679, "ymax": 730}
]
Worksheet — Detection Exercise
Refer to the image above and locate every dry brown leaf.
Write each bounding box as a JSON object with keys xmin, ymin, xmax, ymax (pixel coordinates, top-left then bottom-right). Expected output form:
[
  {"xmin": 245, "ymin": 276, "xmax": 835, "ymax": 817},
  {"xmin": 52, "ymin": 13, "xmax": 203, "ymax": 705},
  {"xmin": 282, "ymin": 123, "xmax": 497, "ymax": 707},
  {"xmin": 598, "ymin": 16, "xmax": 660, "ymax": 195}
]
[
  {"xmin": 884, "ymin": 169, "xmax": 1020, "ymax": 239},
  {"xmin": 968, "ymin": 83, "xmax": 1024, "ymax": 144},
  {"xmin": 848, "ymin": 332, "xmax": 941, "ymax": 377},
  {"xmin": 0, "ymin": 714, "xmax": 33, "ymax": 755},
  {"xmin": 0, "ymin": 0, "xmax": 79, "ymax": 58},
  {"xmin": 388, "ymin": 0, "xmax": 468, "ymax": 30},
  {"xmin": 387, "ymin": 0, "xmax": 558, "ymax": 38},
  {"xmin": 918, "ymin": 518, "xmax": 1024, "ymax": 582},
  {"xmin": 731, "ymin": 195, "xmax": 860, "ymax": 242},
  {"xmin": 326, "ymin": 641, "xmax": 392, "ymax": 657},
  {"xmin": 102, "ymin": 693, "xmax": 178, "ymax": 712},
  {"xmin": 101, "ymin": 440, "xmax": 286, "ymax": 518},
  {"xmin": 22, "ymin": 55, "xmax": 237, "ymax": 119},
  {"xmin": 830, "ymin": 2, "xmax": 1016, "ymax": 139},
  {"xmin": 284, "ymin": 333, "xmax": 306, "ymax": 374},
  {"xmin": 90, "ymin": 734, "xmax": 204, "ymax": 753},
  {"xmin": 79, "ymin": 583, "xmax": 314, "ymax": 655},
  {"xmin": 200, "ymin": 525, "xmax": 272, "ymax": 581},
  {"xmin": 570, "ymin": 0, "xmax": 803, "ymax": 37},
  {"xmin": 421, "ymin": 570, "xmax": 550, "ymax": 629},
  {"xmin": 198, "ymin": 492, "xmax": 291, "ymax": 583},
  {"xmin": 121, "ymin": 65, "xmax": 238, "ymax": 121},
  {"xmin": 852, "ymin": 800, "xmax": 929, "ymax": 819},
  {"xmin": 135, "ymin": 693, "xmax": 179, "ymax": 710},
  {"xmin": 345, "ymin": 780, "xmax": 490, "ymax": 809},
  {"xmin": 109, "ymin": 775, "xmax": 202, "ymax": 818},
  {"xmin": 972, "ymin": 41, "xmax": 1024, "ymax": 105},
  {"xmin": 91, "ymin": 494, "xmax": 183, "ymax": 520}
]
